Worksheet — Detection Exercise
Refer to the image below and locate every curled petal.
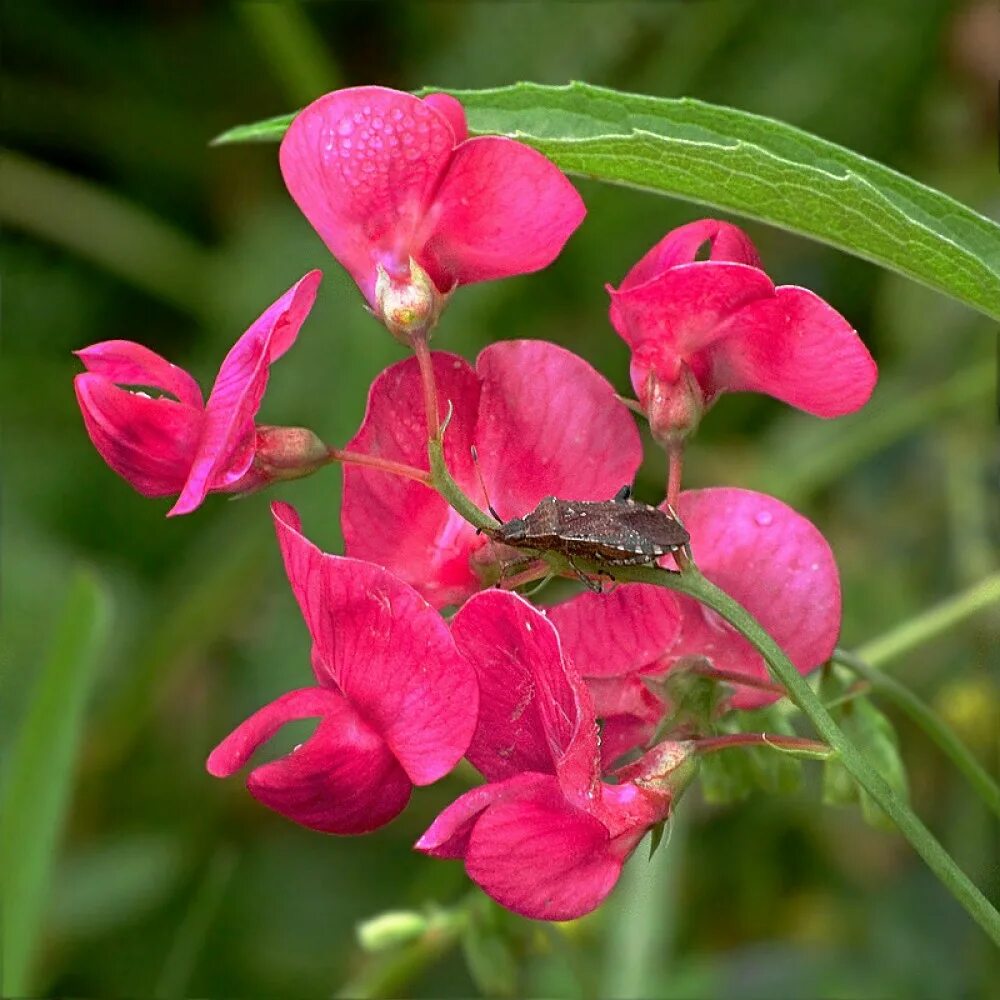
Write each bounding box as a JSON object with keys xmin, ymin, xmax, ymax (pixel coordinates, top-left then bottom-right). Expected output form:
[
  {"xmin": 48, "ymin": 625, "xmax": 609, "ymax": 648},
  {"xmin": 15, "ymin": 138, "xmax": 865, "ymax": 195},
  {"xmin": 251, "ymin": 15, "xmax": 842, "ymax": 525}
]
[
  {"xmin": 207, "ymin": 687, "xmax": 411, "ymax": 834},
  {"xmin": 618, "ymin": 219, "xmax": 762, "ymax": 292},
  {"xmin": 74, "ymin": 373, "xmax": 202, "ymax": 496},
  {"xmin": 280, "ymin": 88, "xmax": 457, "ymax": 303},
  {"xmin": 421, "ymin": 92, "xmax": 468, "ymax": 144},
  {"xmin": 420, "ymin": 137, "xmax": 585, "ymax": 290},
  {"xmin": 341, "ymin": 352, "xmax": 484, "ymax": 608},
  {"xmin": 666, "ymin": 488, "xmax": 841, "ymax": 709},
  {"xmin": 75, "ymin": 340, "xmax": 204, "ymax": 409},
  {"xmin": 707, "ymin": 285, "xmax": 877, "ymax": 417},
  {"xmin": 546, "ymin": 584, "xmax": 681, "ymax": 678},
  {"xmin": 273, "ymin": 502, "xmax": 478, "ymax": 784},
  {"xmin": 451, "ymin": 590, "xmax": 598, "ymax": 790},
  {"xmin": 169, "ymin": 271, "xmax": 321, "ymax": 516},
  {"xmin": 475, "ymin": 340, "xmax": 642, "ymax": 520}
]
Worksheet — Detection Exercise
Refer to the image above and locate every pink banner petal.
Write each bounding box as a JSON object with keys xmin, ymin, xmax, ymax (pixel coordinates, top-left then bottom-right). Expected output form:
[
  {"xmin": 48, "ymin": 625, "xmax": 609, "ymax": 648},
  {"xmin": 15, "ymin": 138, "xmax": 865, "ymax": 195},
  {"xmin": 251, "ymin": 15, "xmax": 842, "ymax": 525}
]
[
  {"xmin": 169, "ymin": 271, "xmax": 320, "ymax": 516},
  {"xmin": 666, "ymin": 488, "xmax": 841, "ymax": 708},
  {"xmin": 421, "ymin": 136, "xmax": 585, "ymax": 288},
  {"xmin": 341, "ymin": 351, "xmax": 484, "ymax": 608},
  {"xmin": 709, "ymin": 285, "xmax": 877, "ymax": 417},
  {"xmin": 75, "ymin": 340, "xmax": 204, "ymax": 408},
  {"xmin": 475, "ymin": 340, "xmax": 642, "ymax": 520},
  {"xmin": 280, "ymin": 88, "xmax": 457, "ymax": 303},
  {"xmin": 75, "ymin": 374, "xmax": 202, "ymax": 496},
  {"xmin": 272, "ymin": 502, "xmax": 478, "ymax": 784}
]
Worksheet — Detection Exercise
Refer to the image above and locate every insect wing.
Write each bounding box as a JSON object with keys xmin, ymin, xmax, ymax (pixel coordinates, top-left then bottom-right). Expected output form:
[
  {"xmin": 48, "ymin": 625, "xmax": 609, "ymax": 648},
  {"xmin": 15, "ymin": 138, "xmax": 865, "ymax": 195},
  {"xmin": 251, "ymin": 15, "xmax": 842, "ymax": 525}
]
[{"xmin": 613, "ymin": 504, "xmax": 690, "ymax": 547}]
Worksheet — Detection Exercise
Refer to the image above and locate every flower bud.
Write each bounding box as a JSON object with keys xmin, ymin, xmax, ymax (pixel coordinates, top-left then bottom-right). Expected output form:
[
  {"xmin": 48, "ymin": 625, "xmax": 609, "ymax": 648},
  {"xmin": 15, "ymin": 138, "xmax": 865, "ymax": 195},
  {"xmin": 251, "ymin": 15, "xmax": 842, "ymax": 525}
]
[
  {"xmin": 357, "ymin": 910, "xmax": 429, "ymax": 952},
  {"xmin": 253, "ymin": 425, "xmax": 328, "ymax": 482},
  {"xmin": 374, "ymin": 257, "xmax": 446, "ymax": 344},
  {"xmin": 641, "ymin": 364, "xmax": 705, "ymax": 450}
]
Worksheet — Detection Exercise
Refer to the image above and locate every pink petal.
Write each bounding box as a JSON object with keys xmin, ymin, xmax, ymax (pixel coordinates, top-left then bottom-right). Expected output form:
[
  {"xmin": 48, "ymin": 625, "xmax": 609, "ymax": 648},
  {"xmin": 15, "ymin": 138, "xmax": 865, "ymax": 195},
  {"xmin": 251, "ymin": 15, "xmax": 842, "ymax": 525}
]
[
  {"xmin": 421, "ymin": 92, "xmax": 468, "ymax": 144},
  {"xmin": 341, "ymin": 352, "xmax": 485, "ymax": 608},
  {"xmin": 463, "ymin": 774, "xmax": 621, "ymax": 921},
  {"xmin": 585, "ymin": 674, "xmax": 662, "ymax": 768},
  {"xmin": 618, "ymin": 219, "xmax": 762, "ymax": 292},
  {"xmin": 474, "ymin": 340, "xmax": 642, "ymax": 520},
  {"xmin": 419, "ymin": 136, "xmax": 585, "ymax": 289},
  {"xmin": 608, "ymin": 263, "xmax": 775, "ymax": 393},
  {"xmin": 707, "ymin": 285, "xmax": 877, "ymax": 417},
  {"xmin": 74, "ymin": 373, "xmax": 202, "ymax": 497},
  {"xmin": 169, "ymin": 271, "xmax": 320, "ymax": 516},
  {"xmin": 272, "ymin": 502, "xmax": 478, "ymax": 784},
  {"xmin": 75, "ymin": 340, "xmax": 204, "ymax": 409},
  {"xmin": 415, "ymin": 773, "xmax": 542, "ymax": 859},
  {"xmin": 207, "ymin": 686, "xmax": 412, "ymax": 834},
  {"xmin": 280, "ymin": 87, "xmax": 458, "ymax": 304},
  {"xmin": 545, "ymin": 584, "xmax": 681, "ymax": 678},
  {"xmin": 450, "ymin": 591, "xmax": 599, "ymax": 790},
  {"xmin": 665, "ymin": 488, "xmax": 841, "ymax": 709}
]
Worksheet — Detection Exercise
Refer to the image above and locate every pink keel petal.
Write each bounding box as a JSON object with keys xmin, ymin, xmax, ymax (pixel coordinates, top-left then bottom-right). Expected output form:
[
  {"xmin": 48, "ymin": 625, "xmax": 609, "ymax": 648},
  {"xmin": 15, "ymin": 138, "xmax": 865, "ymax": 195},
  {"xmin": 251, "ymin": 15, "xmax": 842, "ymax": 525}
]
[
  {"xmin": 666, "ymin": 488, "xmax": 841, "ymax": 709},
  {"xmin": 475, "ymin": 340, "xmax": 642, "ymax": 521},
  {"xmin": 420, "ymin": 136, "xmax": 585, "ymax": 289},
  {"xmin": 272, "ymin": 502, "xmax": 478, "ymax": 784},
  {"xmin": 464, "ymin": 776, "xmax": 621, "ymax": 921},
  {"xmin": 207, "ymin": 686, "xmax": 411, "ymax": 835},
  {"xmin": 708, "ymin": 285, "xmax": 877, "ymax": 417},
  {"xmin": 74, "ymin": 374, "xmax": 202, "ymax": 496},
  {"xmin": 75, "ymin": 340, "xmax": 204, "ymax": 408},
  {"xmin": 618, "ymin": 219, "xmax": 763, "ymax": 291},
  {"xmin": 546, "ymin": 584, "xmax": 681, "ymax": 678},
  {"xmin": 280, "ymin": 88, "xmax": 457, "ymax": 303},
  {"xmin": 451, "ymin": 591, "xmax": 599, "ymax": 791},
  {"xmin": 341, "ymin": 352, "xmax": 484, "ymax": 607},
  {"xmin": 169, "ymin": 271, "xmax": 321, "ymax": 516}
]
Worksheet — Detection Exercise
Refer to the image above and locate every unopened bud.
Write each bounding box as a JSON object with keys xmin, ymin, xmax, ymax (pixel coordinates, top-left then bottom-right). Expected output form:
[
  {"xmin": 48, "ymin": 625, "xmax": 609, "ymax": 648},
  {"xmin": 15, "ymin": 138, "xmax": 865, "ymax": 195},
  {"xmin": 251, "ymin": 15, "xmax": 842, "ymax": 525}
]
[
  {"xmin": 357, "ymin": 910, "xmax": 429, "ymax": 952},
  {"xmin": 642, "ymin": 364, "xmax": 705, "ymax": 449},
  {"xmin": 374, "ymin": 257, "xmax": 446, "ymax": 344},
  {"xmin": 254, "ymin": 425, "xmax": 328, "ymax": 481}
]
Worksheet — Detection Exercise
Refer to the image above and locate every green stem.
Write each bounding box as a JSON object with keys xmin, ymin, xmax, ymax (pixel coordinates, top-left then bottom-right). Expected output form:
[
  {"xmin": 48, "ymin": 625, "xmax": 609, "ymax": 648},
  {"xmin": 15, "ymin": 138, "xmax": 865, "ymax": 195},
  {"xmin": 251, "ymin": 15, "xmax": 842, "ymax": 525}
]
[
  {"xmin": 855, "ymin": 571, "xmax": 1000, "ymax": 667},
  {"xmin": 427, "ymin": 441, "xmax": 1000, "ymax": 946},
  {"xmin": 834, "ymin": 649, "xmax": 1000, "ymax": 822}
]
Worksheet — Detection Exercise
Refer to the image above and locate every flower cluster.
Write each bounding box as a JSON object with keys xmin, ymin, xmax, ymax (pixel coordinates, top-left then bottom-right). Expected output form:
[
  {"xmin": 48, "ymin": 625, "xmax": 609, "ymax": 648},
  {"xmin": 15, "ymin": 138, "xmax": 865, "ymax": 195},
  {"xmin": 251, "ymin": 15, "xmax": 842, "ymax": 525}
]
[{"xmin": 74, "ymin": 87, "xmax": 876, "ymax": 920}]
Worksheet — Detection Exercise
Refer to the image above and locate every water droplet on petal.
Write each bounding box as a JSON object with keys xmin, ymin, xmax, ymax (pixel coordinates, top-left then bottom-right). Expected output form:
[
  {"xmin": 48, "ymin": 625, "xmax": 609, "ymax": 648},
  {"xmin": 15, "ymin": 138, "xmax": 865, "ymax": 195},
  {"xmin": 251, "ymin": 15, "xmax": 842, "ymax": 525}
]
[
  {"xmin": 754, "ymin": 511, "xmax": 773, "ymax": 527},
  {"xmin": 337, "ymin": 118, "xmax": 353, "ymax": 136}
]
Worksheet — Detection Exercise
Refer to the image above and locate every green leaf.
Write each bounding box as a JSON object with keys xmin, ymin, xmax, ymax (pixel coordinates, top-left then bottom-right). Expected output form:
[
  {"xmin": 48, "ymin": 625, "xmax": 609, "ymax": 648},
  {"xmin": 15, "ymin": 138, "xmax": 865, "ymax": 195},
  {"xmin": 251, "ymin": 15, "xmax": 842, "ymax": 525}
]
[
  {"xmin": 210, "ymin": 110, "xmax": 297, "ymax": 146},
  {"xmin": 213, "ymin": 82, "xmax": 1000, "ymax": 320},
  {"xmin": 1, "ymin": 570, "xmax": 111, "ymax": 996},
  {"xmin": 823, "ymin": 697, "xmax": 910, "ymax": 830},
  {"xmin": 461, "ymin": 901, "xmax": 519, "ymax": 998}
]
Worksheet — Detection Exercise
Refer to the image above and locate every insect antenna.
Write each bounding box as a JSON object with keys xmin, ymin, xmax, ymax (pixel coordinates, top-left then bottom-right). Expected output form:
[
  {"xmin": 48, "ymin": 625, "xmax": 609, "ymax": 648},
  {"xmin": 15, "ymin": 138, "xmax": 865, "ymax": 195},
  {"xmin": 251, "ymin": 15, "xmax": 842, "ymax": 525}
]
[{"xmin": 470, "ymin": 445, "xmax": 503, "ymax": 531}]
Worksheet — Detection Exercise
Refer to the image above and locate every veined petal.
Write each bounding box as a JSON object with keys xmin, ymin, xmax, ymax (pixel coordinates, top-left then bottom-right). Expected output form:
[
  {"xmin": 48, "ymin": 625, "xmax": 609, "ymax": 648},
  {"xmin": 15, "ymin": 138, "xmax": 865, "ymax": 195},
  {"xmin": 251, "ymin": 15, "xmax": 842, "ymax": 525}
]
[
  {"xmin": 341, "ymin": 351, "xmax": 484, "ymax": 608},
  {"xmin": 75, "ymin": 339, "xmax": 204, "ymax": 408},
  {"xmin": 207, "ymin": 686, "xmax": 412, "ymax": 834},
  {"xmin": 451, "ymin": 591, "xmax": 599, "ymax": 789},
  {"xmin": 74, "ymin": 373, "xmax": 202, "ymax": 497},
  {"xmin": 272, "ymin": 502, "xmax": 478, "ymax": 785},
  {"xmin": 618, "ymin": 219, "xmax": 762, "ymax": 291},
  {"xmin": 708, "ymin": 285, "xmax": 877, "ymax": 417},
  {"xmin": 169, "ymin": 271, "xmax": 320, "ymax": 516},
  {"xmin": 280, "ymin": 87, "xmax": 458, "ymax": 304},
  {"xmin": 475, "ymin": 340, "xmax": 642, "ymax": 521},
  {"xmin": 665, "ymin": 488, "xmax": 841, "ymax": 709},
  {"xmin": 420, "ymin": 136, "xmax": 585, "ymax": 289}
]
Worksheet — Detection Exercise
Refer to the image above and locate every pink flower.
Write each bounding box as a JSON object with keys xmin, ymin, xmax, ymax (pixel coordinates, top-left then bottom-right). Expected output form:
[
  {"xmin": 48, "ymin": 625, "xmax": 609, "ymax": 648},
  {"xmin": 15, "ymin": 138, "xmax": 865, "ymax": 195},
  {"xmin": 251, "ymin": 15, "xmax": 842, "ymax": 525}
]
[
  {"xmin": 549, "ymin": 488, "xmax": 842, "ymax": 758},
  {"xmin": 207, "ymin": 502, "xmax": 478, "ymax": 834},
  {"xmin": 342, "ymin": 339, "xmax": 643, "ymax": 607},
  {"xmin": 279, "ymin": 87, "xmax": 585, "ymax": 333},
  {"xmin": 74, "ymin": 271, "xmax": 323, "ymax": 516},
  {"xmin": 416, "ymin": 590, "xmax": 693, "ymax": 920},
  {"xmin": 607, "ymin": 220, "xmax": 877, "ymax": 443}
]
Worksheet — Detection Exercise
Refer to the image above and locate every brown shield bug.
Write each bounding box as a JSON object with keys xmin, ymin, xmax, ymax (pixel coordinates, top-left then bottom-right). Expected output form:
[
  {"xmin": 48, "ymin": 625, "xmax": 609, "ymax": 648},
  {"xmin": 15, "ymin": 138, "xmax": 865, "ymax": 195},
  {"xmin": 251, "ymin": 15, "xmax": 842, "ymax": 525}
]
[{"xmin": 481, "ymin": 484, "xmax": 690, "ymax": 588}]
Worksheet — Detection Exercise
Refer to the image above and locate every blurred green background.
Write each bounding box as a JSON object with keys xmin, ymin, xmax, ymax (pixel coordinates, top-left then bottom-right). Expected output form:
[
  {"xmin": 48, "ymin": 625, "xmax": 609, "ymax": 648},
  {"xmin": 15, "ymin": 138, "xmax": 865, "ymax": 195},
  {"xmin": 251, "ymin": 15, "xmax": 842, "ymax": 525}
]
[{"xmin": 3, "ymin": 1, "xmax": 998, "ymax": 997}]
